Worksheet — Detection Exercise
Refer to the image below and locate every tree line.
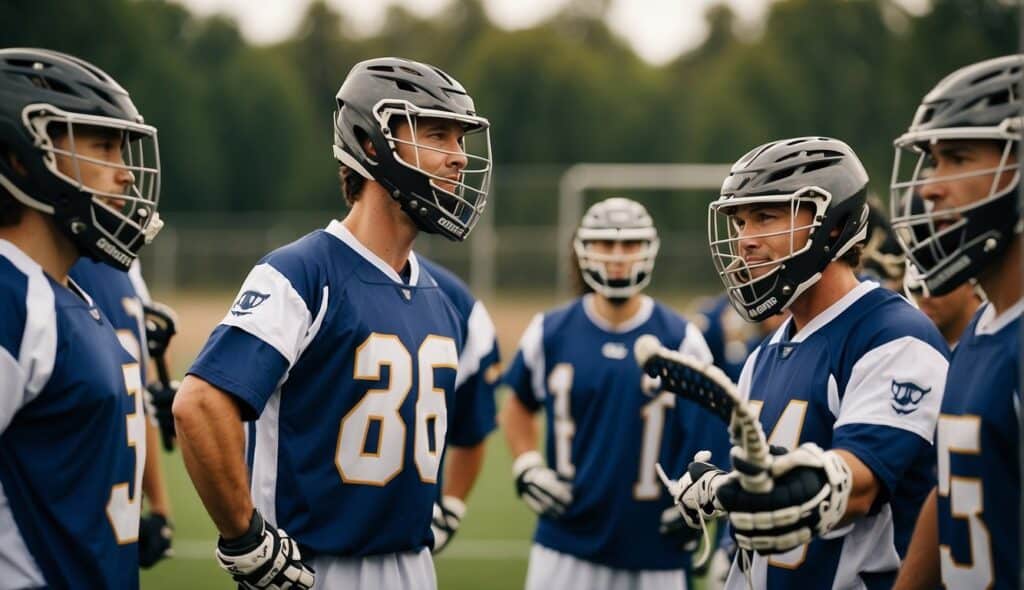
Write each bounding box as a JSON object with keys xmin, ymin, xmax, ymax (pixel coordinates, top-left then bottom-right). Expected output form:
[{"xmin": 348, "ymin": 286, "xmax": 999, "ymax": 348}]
[{"xmin": 1, "ymin": 0, "xmax": 1016, "ymax": 227}]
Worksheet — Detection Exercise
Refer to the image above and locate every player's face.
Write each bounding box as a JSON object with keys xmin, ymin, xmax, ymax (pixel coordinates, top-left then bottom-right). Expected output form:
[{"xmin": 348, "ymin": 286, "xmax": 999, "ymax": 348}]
[
  {"xmin": 918, "ymin": 139, "xmax": 1018, "ymax": 228},
  {"xmin": 729, "ymin": 203, "xmax": 814, "ymax": 279},
  {"xmin": 914, "ymin": 282, "xmax": 978, "ymax": 334},
  {"xmin": 52, "ymin": 125, "xmax": 133, "ymax": 210},
  {"xmin": 587, "ymin": 239, "xmax": 645, "ymax": 280},
  {"xmin": 393, "ymin": 117, "xmax": 468, "ymax": 194}
]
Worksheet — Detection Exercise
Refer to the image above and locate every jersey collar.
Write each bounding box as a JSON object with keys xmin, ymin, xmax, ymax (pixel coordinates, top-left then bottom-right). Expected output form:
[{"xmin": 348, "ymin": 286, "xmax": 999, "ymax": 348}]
[
  {"xmin": 771, "ymin": 280, "xmax": 880, "ymax": 344},
  {"xmin": 324, "ymin": 220, "xmax": 420, "ymax": 286},
  {"xmin": 975, "ymin": 298, "xmax": 1024, "ymax": 336},
  {"xmin": 582, "ymin": 293, "xmax": 654, "ymax": 334}
]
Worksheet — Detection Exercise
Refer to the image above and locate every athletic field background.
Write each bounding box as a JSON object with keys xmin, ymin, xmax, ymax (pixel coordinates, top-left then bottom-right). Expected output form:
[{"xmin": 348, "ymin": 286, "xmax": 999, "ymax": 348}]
[{"xmin": 140, "ymin": 290, "xmax": 711, "ymax": 590}]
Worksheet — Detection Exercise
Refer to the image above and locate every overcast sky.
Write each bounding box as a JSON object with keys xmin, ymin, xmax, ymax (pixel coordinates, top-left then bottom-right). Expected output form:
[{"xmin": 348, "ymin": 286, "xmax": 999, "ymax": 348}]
[{"xmin": 172, "ymin": 0, "xmax": 931, "ymax": 65}]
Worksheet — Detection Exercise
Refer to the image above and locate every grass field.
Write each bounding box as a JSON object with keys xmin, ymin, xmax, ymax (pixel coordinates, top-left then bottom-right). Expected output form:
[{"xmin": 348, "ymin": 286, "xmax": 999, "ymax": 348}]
[{"xmin": 139, "ymin": 290, "xmax": 709, "ymax": 590}]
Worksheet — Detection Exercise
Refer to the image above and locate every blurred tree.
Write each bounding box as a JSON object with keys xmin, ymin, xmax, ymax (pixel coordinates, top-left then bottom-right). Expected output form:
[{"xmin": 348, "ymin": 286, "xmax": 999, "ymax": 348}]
[{"xmin": 0, "ymin": 0, "xmax": 1016, "ymax": 221}]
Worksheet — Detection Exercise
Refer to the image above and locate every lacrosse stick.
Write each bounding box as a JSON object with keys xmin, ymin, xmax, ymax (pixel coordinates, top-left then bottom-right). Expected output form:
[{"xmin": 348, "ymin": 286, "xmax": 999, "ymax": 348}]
[{"xmin": 635, "ymin": 335, "xmax": 771, "ymax": 493}]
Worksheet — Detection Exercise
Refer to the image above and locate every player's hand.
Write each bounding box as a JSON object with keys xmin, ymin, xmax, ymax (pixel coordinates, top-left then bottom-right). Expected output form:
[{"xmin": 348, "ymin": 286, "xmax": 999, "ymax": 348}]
[
  {"xmin": 431, "ymin": 495, "xmax": 466, "ymax": 554},
  {"xmin": 659, "ymin": 505, "xmax": 702, "ymax": 552},
  {"xmin": 513, "ymin": 451, "xmax": 572, "ymax": 519},
  {"xmin": 144, "ymin": 379, "xmax": 178, "ymax": 451},
  {"xmin": 216, "ymin": 510, "xmax": 314, "ymax": 590},
  {"xmin": 676, "ymin": 451, "xmax": 731, "ymax": 529},
  {"xmin": 716, "ymin": 443, "xmax": 852, "ymax": 554},
  {"xmin": 138, "ymin": 512, "xmax": 173, "ymax": 568}
]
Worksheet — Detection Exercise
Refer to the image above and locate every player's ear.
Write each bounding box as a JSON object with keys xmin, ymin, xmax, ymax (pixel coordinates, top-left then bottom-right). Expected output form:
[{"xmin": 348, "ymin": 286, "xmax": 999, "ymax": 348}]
[
  {"xmin": 363, "ymin": 137, "xmax": 377, "ymax": 158},
  {"xmin": 4, "ymin": 150, "xmax": 27, "ymax": 176}
]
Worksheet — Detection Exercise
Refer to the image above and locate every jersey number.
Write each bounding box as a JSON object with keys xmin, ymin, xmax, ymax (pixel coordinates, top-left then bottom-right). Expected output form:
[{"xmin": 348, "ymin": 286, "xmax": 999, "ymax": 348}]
[
  {"xmin": 749, "ymin": 399, "xmax": 809, "ymax": 568},
  {"xmin": 107, "ymin": 365, "xmax": 145, "ymax": 544},
  {"xmin": 547, "ymin": 363, "xmax": 677, "ymax": 498},
  {"xmin": 937, "ymin": 414, "xmax": 992, "ymax": 588},
  {"xmin": 336, "ymin": 333, "xmax": 458, "ymax": 486}
]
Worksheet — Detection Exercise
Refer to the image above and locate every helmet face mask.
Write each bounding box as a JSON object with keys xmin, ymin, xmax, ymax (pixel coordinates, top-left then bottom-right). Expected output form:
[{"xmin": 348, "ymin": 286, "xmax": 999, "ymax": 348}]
[
  {"xmin": 332, "ymin": 58, "xmax": 492, "ymax": 242},
  {"xmin": 375, "ymin": 100, "xmax": 491, "ymax": 238},
  {"xmin": 574, "ymin": 198, "xmax": 659, "ymax": 301},
  {"xmin": 709, "ymin": 187, "xmax": 830, "ymax": 320},
  {"xmin": 0, "ymin": 49, "xmax": 162, "ymax": 270},
  {"xmin": 709, "ymin": 137, "xmax": 870, "ymax": 323},
  {"xmin": 24, "ymin": 105, "xmax": 162, "ymax": 256},
  {"xmin": 890, "ymin": 54, "xmax": 1023, "ymax": 296}
]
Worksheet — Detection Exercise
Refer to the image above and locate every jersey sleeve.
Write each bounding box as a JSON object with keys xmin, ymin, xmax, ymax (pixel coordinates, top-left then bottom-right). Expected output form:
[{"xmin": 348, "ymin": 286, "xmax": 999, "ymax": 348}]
[
  {"xmin": 679, "ymin": 321, "xmax": 714, "ymax": 364},
  {"xmin": 188, "ymin": 257, "xmax": 327, "ymax": 419},
  {"xmin": 501, "ymin": 313, "xmax": 545, "ymax": 413},
  {"xmin": 0, "ymin": 253, "xmax": 57, "ymax": 433},
  {"xmin": 447, "ymin": 301, "xmax": 500, "ymax": 447},
  {"xmin": 832, "ymin": 335, "xmax": 948, "ymax": 499}
]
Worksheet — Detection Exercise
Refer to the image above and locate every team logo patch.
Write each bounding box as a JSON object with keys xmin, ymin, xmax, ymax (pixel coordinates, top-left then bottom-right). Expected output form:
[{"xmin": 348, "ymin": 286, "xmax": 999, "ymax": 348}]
[
  {"xmin": 602, "ymin": 342, "xmax": 628, "ymax": 360},
  {"xmin": 230, "ymin": 290, "xmax": 271, "ymax": 316},
  {"xmin": 890, "ymin": 380, "xmax": 931, "ymax": 414}
]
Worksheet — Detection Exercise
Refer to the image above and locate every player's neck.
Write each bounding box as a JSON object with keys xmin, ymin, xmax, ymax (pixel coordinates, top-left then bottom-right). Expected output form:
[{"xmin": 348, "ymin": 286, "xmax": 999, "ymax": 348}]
[
  {"xmin": 0, "ymin": 208, "xmax": 77, "ymax": 284},
  {"xmin": 788, "ymin": 262, "xmax": 860, "ymax": 333},
  {"xmin": 342, "ymin": 186, "xmax": 418, "ymax": 275},
  {"xmin": 977, "ymin": 234, "xmax": 1022, "ymax": 315},
  {"xmin": 591, "ymin": 293, "xmax": 643, "ymax": 326}
]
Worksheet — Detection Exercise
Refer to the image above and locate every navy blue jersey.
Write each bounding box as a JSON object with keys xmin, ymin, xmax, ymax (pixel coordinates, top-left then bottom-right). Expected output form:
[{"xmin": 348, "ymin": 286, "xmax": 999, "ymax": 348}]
[
  {"xmin": 936, "ymin": 301, "xmax": 1021, "ymax": 590},
  {"xmin": 502, "ymin": 294, "xmax": 729, "ymax": 570},
  {"xmin": 189, "ymin": 221, "xmax": 467, "ymax": 558},
  {"xmin": 0, "ymin": 241, "xmax": 144, "ymax": 589},
  {"xmin": 417, "ymin": 257, "xmax": 499, "ymax": 449},
  {"xmin": 695, "ymin": 294, "xmax": 764, "ymax": 382},
  {"xmin": 725, "ymin": 281, "xmax": 948, "ymax": 589},
  {"xmin": 69, "ymin": 258, "xmax": 149, "ymax": 385}
]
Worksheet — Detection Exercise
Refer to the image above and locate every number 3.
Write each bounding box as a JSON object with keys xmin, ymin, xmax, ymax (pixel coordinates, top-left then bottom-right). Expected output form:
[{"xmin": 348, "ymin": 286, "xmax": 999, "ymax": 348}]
[
  {"xmin": 107, "ymin": 364, "xmax": 145, "ymax": 543},
  {"xmin": 336, "ymin": 333, "xmax": 458, "ymax": 486}
]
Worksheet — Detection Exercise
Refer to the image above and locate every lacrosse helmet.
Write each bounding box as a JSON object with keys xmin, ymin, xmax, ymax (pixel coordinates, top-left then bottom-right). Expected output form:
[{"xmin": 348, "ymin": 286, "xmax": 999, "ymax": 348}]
[
  {"xmin": 709, "ymin": 137, "xmax": 869, "ymax": 322},
  {"xmin": 574, "ymin": 197, "xmax": 660, "ymax": 301},
  {"xmin": 332, "ymin": 57, "xmax": 491, "ymax": 242},
  {"xmin": 890, "ymin": 54, "xmax": 1023, "ymax": 296},
  {"xmin": 0, "ymin": 48, "xmax": 162, "ymax": 270}
]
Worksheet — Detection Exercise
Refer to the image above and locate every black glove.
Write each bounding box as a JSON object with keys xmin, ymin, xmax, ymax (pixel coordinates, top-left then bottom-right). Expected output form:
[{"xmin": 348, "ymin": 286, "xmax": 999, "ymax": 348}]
[
  {"xmin": 659, "ymin": 505, "xmax": 704, "ymax": 553},
  {"xmin": 216, "ymin": 510, "xmax": 315, "ymax": 590},
  {"xmin": 144, "ymin": 380, "xmax": 178, "ymax": 451},
  {"xmin": 138, "ymin": 513, "xmax": 173, "ymax": 568},
  {"xmin": 716, "ymin": 443, "xmax": 852, "ymax": 555}
]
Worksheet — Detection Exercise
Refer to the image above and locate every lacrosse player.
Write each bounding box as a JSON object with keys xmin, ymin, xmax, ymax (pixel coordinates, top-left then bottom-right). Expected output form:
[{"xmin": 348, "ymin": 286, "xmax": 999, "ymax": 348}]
[
  {"xmin": 500, "ymin": 197, "xmax": 728, "ymax": 590},
  {"xmin": 891, "ymin": 54, "xmax": 1021, "ymax": 590},
  {"xmin": 69, "ymin": 259, "xmax": 176, "ymax": 568},
  {"xmin": 0, "ymin": 48, "xmax": 163, "ymax": 588},
  {"xmin": 173, "ymin": 57, "xmax": 492, "ymax": 590},
  {"xmin": 668, "ymin": 137, "xmax": 949, "ymax": 589}
]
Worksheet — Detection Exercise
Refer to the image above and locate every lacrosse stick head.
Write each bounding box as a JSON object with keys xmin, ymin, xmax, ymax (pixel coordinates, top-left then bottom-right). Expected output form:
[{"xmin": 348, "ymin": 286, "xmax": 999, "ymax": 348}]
[{"xmin": 634, "ymin": 336, "xmax": 773, "ymax": 492}]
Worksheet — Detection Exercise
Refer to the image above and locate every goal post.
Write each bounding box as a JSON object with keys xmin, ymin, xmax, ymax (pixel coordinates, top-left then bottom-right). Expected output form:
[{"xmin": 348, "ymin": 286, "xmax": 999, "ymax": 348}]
[{"xmin": 556, "ymin": 163, "xmax": 733, "ymax": 297}]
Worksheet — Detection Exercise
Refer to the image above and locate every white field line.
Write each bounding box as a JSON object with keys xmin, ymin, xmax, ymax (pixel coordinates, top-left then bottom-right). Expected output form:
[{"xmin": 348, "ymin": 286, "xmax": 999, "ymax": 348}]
[{"xmin": 171, "ymin": 539, "xmax": 531, "ymax": 561}]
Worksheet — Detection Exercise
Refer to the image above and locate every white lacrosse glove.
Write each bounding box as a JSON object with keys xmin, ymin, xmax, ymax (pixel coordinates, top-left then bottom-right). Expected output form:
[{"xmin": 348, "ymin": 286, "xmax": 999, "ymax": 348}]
[
  {"xmin": 657, "ymin": 450, "xmax": 732, "ymax": 567},
  {"xmin": 717, "ymin": 442, "xmax": 852, "ymax": 554},
  {"xmin": 513, "ymin": 451, "xmax": 573, "ymax": 518},
  {"xmin": 672, "ymin": 450, "xmax": 730, "ymax": 529},
  {"xmin": 216, "ymin": 510, "xmax": 315, "ymax": 590},
  {"xmin": 431, "ymin": 495, "xmax": 466, "ymax": 554}
]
